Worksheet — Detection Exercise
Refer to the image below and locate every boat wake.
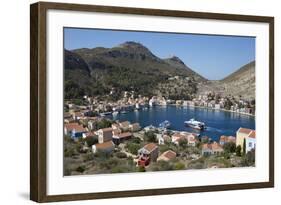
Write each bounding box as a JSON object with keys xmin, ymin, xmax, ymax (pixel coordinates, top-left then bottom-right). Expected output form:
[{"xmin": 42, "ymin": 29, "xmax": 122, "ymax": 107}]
[{"xmin": 205, "ymin": 127, "xmax": 223, "ymax": 133}]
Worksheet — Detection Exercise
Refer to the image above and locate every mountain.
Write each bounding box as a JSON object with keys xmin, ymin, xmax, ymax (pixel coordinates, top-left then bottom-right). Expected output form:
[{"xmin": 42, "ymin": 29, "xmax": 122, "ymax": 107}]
[
  {"xmin": 220, "ymin": 61, "xmax": 255, "ymax": 99},
  {"xmin": 64, "ymin": 41, "xmax": 206, "ymax": 99},
  {"xmin": 64, "ymin": 41, "xmax": 255, "ymax": 101},
  {"xmin": 197, "ymin": 61, "xmax": 255, "ymax": 100},
  {"xmin": 164, "ymin": 56, "xmax": 206, "ymax": 81}
]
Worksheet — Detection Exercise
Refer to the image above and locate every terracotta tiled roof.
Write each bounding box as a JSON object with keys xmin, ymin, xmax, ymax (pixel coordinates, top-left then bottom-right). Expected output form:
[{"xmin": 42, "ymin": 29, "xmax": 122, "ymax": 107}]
[
  {"xmin": 162, "ymin": 150, "xmax": 176, "ymax": 160},
  {"xmin": 95, "ymin": 141, "xmax": 114, "ymax": 149},
  {"xmin": 143, "ymin": 143, "xmax": 158, "ymax": 152},
  {"xmin": 248, "ymin": 131, "xmax": 256, "ymax": 139},
  {"xmin": 100, "ymin": 127, "xmax": 113, "ymax": 132},
  {"xmin": 65, "ymin": 123, "xmax": 86, "ymax": 132},
  {"xmin": 116, "ymin": 132, "xmax": 132, "ymax": 139},
  {"xmin": 238, "ymin": 127, "xmax": 253, "ymax": 134}
]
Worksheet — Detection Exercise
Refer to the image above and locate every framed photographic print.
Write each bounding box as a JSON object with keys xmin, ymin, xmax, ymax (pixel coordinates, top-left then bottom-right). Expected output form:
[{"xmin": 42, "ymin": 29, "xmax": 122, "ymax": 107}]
[{"xmin": 30, "ymin": 1, "xmax": 274, "ymax": 202}]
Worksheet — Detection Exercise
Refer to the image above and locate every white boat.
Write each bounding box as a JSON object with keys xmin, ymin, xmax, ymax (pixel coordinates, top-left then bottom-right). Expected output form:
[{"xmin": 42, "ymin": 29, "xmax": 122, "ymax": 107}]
[
  {"xmin": 112, "ymin": 111, "xmax": 119, "ymax": 115},
  {"xmin": 184, "ymin": 118, "xmax": 205, "ymax": 130},
  {"xmin": 159, "ymin": 120, "xmax": 171, "ymax": 129}
]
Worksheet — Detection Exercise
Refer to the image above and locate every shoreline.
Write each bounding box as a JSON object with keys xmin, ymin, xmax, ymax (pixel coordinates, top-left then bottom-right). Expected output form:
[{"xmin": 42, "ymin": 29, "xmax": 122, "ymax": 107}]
[{"xmin": 156, "ymin": 104, "xmax": 255, "ymax": 117}]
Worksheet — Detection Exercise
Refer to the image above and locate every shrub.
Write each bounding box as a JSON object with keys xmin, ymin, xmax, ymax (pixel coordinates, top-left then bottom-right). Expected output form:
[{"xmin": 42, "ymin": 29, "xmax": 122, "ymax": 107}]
[
  {"xmin": 223, "ymin": 142, "xmax": 236, "ymax": 153},
  {"xmin": 138, "ymin": 166, "xmax": 146, "ymax": 172},
  {"xmin": 178, "ymin": 138, "xmax": 188, "ymax": 148},
  {"xmin": 83, "ymin": 153, "xmax": 94, "ymax": 162},
  {"xmin": 126, "ymin": 142, "xmax": 141, "ymax": 155},
  {"xmin": 144, "ymin": 131, "xmax": 157, "ymax": 142},
  {"xmin": 76, "ymin": 165, "xmax": 85, "ymax": 173},
  {"xmin": 84, "ymin": 136, "xmax": 98, "ymax": 147},
  {"xmin": 115, "ymin": 152, "xmax": 127, "ymax": 159},
  {"xmin": 64, "ymin": 147, "xmax": 76, "ymax": 157},
  {"xmin": 173, "ymin": 162, "xmax": 185, "ymax": 170},
  {"xmin": 236, "ymin": 145, "xmax": 242, "ymax": 156}
]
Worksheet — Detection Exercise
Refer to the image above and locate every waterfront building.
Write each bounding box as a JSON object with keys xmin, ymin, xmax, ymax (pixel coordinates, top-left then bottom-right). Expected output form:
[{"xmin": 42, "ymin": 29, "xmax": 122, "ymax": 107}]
[{"xmin": 236, "ymin": 128, "xmax": 256, "ymax": 153}]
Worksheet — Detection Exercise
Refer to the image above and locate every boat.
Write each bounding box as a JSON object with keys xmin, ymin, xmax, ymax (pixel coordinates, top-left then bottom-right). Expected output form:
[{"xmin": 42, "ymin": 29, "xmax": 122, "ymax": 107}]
[
  {"xmin": 100, "ymin": 111, "xmax": 112, "ymax": 117},
  {"xmin": 120, "ymin": 110, "xmax": 128, "ymax": 114},
  {"xmin": 159, "ymin": 120, "xmax": 171, "ymax": 129},
  {"xmin": 184, "ymin": 118, "xmax": 205, "ymax": 130},
  {"xmin": 112, "ymin": 111, "xmax": 119, "ymax": 116}
]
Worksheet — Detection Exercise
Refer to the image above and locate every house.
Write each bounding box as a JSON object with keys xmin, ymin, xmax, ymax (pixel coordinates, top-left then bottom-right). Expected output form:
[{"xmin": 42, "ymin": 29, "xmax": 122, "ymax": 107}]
[
  {"xmin": 219, "ymin": 135, "xmax": 236, "ymax": 145},
  {"xmin": 201, "ymin": 136, "xmax": 210, "ymax": 143},
  {"xmin": 129, "ymin": 123, "xmax": 141, "ymax": 132},
  {"xmin": 186, "ymin": 133, "xmax": 198, "ymax": 146},
  {"xmin": 64, "ymin": 123, "xmax": 87, "ymax": 139},
  {"xmin": 82, "ymin": 131, "xmax": 96, "ymax": 139},
  {"xmin": 92, "ymin": 141, "xmax": 115, "ymax": 154},
  {"xmin": 245, "ymin": 130, "xmax": 256, "ymax": 153},
  {"xmin": 157, "ymin": 150, "xmax": 177, "ymax": 162},
  {"xmin": 72, "ymin": 111, "xmax": 83, "ymax": 120},
  {"xmin": 202, "ymin": 142, "xmax": 224, "ymax": 156},
  {"xmin": 156, "ymin": 134, "xmax": 164, "ymax": 145},
  {"xmin": 112, "ymin": 132, "xmax": 132, "ymax": 145},
  {"xmin": 118, "ymin": 121, "xmax": 130, "ymax": 131},
  {"xmin": 171, "ymin": 133, "xmax": 185, "ymax": 145},
  {"xmin": 144, "ymin": 125, "xmax": 156, "ymax": 132},
  {"xmin": 236, "ymin": 127, "xmax": 256, "ymax": 153},
  {"xmin": 64, "ymin": 112, "xmax": 73, "ymax": 123},
  {"xmin": 171, "ymin": 132, "xmax": 197, "ymax": 146},
  {"xmin": 137, "ymin": 143, "xmax": 159, "ymax": 166},
  {"xmin": 96, "ymin": 127, "xmax": 113, "ymax": 143}
]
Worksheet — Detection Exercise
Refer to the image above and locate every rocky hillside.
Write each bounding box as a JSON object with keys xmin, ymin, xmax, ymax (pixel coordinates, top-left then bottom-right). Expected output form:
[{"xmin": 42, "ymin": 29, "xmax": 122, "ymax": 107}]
[
  {"xmin": 64, "ymin": 41, "xmax": 255, "ymax": 101},
  {"xmin": 221, "ymin": 61, "xmax": 255, "ymax": 100},
  {"xmin": 64, "ymin": 41, "xmax": 205, "ymax": 99},
  {"xmin": 197, "ymin": 61, "xmax": 255, "ymax": 100}
]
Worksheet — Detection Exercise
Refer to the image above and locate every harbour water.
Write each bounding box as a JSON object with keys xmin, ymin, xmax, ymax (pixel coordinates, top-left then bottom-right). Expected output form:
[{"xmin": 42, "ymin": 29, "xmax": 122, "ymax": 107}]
[{"xmin": 108, "ymin": 106, "xmax": 255, "ymax": 141}]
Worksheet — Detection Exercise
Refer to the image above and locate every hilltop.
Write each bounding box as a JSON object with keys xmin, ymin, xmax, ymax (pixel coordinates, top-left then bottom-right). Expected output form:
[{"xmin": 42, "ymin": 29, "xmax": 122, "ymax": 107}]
[{"xmin": 64, "ymin": 41, "xmax": 255, "ymax": 101}]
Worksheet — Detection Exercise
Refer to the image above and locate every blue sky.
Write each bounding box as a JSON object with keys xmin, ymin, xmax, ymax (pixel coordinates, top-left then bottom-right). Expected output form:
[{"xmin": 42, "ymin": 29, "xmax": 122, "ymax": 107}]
[{"xmin": 64, "ymin": 28, "xmax": 255, "ymax": 80}]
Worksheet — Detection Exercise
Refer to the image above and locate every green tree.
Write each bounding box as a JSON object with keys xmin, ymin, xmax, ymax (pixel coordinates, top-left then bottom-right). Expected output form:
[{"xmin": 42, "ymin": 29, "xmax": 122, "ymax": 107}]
[
  {"xmin": 144, "ymin": 131, "xmax": 157, "ymax": 143},
  {"xmin": 178, "ymin": 138, "xmax": 188, "ymax": 148},
  {"xmin": 126, "ymin": 142, "xmax": 141, "ymax": 155},
  {"xmin": 173, "ymin": 162, "xmax": 185, "ymax": 170},
  {"xmin": 236, "ymin": 145, "xmax": 242, "ymax": 156},
  {"xmin": 242, "ymin": 138, "xmax": 246, "ymax": 156},
  {"xmin": 84, "ymin": 136, "xmax": 98, "ymax": 147},
  {"xmin": 223, "ymin": 142, "xmax": 236, "ymax": 153}
]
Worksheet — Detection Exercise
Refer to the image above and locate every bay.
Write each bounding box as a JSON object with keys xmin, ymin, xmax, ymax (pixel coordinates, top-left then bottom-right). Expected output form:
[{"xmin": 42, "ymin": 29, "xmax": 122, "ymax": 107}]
[{"xmin": 108, "ymin": 106, "xmax": 255, "ymax": 141}]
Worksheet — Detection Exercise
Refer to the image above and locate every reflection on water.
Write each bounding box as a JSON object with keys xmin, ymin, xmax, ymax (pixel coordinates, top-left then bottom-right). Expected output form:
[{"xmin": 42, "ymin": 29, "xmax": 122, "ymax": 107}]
[{"xmin": 108, "ymin": 106, "xmax": 255, "ymax": 141}]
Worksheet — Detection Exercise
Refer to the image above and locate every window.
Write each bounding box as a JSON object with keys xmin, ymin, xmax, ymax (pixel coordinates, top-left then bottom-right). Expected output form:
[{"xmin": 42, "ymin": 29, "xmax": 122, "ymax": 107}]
[{"xmin": 249, "ymin": 142, "xmax": 252, "ymax": 147}]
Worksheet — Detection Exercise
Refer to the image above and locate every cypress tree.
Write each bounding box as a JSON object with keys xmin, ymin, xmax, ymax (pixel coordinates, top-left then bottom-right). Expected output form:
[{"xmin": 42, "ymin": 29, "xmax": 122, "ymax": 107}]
[{"xmin": 242, "ymin": 138, "xmax": 246, "ymax": 156}]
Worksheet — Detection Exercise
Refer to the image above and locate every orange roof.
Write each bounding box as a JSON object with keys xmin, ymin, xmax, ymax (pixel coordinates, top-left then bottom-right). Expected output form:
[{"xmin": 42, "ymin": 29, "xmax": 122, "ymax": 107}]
[
  {"xmin": 95, "ymin": 141, "xmax": 114, "ymax": 149},
  {"xmin": 248, "ymin": 131, "xmax": 256, "ymax": 139},
  {"xmin": 238, "ymin": 127, "xmax": 254, "ymax": 134},
  {"xmin": 116, "ymin": 132, "xmax": 132, "ymax": 139},
  {"xmin": 162, "ymin": 150, "xmax": 176, "ymax": 160},
  {"xmin": 100, "ymin": 127, "xmax": 113, "ymax": 132},
  {"xmin": 65, "ymin": 123, "xmax": 86, "ymax": 132},
  {"xmin": 143, "ymin": 143, "xmax": 158, "ymax": 152},
  {"xmin": 202, "ymin": 142, "xmax": 223, "ymax": 151}
]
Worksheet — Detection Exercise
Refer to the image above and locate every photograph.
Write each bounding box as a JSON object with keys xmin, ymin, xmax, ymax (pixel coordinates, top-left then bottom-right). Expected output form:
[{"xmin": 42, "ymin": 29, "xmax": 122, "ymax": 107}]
[{"xmin": 63, "ymin": 28, "xmax": 256, "ymax": 176}]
